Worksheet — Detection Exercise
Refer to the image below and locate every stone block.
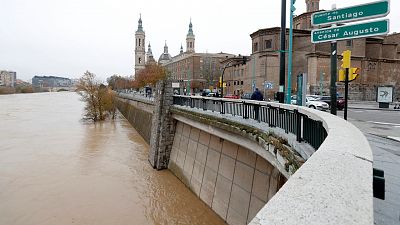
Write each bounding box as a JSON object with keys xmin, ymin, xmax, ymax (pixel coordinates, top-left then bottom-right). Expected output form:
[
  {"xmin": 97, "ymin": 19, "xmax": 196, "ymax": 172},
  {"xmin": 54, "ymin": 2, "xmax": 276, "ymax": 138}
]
[
  {"xmin": 183, "ymin": 155, "xmax": 195, "ymax": 175},
  {"xmin": 176, "ymin": 150, "xmax": 186, "ymax": 169},
  {"xmin": 237, "ymin": 146, "xmax": 256, "ymax": 167},
  {"xmin": 192, "ymin": 161, "xmax": 205, "ymax": 183},
  {"xmin": 189, "ymin": 127, "xmax": 200, "ymax": 141},
  {"xmin": 169, "ymin": 147, "xmax": 178, "ymax": 162},
  {"xmin": 187, "ymin": 139, "xmax": 198, "ymax": 158},
  {"xmin": 182, "ymin": 124, "xmax": 191, "ymax": 137},
  {"xmin": 268, "ymin": 144, "xmax": 276, "ymax": 156},
  {"xmin": 200, "ymin": 167, "xmax": 218, "ymax": 207},
  {"xmin": 219, "ymin": 155, "xmax": 236, "ymax": 181},
  {"xmin": 233, "ymin": 161, "xmax": 254, "ymax": 192},
  {"xmin": 190, "ymin": 176, "xmax": 202, "ymax": 197},
  {"xmin": 276, "ymin": 150, "xmax": 288, "ymax": 168},
  {"xmin": 227, "ymin": 184, "xmax": 250, "ymax": 225},
  {"xmin": 209, "ymin": 135, "xmax": 223, "ymax": 152},
  {"xmin": 267, "ymin": 168, "xmax": 280, "ymax": 201},
  {"xmin": 172, "ymin": 133, "xmax": 181, "ymax": 149},
  {"xmin": 251, "ymin": 170, "xmax": 270, "ymax": 202},
  {"xmin": 206, "ymin": 148, "xmax": 221, "ymax": 172},
  {"xmin": 182, "ymin": 171, "xmax": 191, "ymax": 186},
  {"xmin": 198, "ymin": 131, "xmax": 211, "ymax": 146},
  {"xmin": 179, "ymin": 136, "xmax": 189, "ymax": 153},
  {"xmin": 212, "ymin": 174, "xmax": 233, "ymax": 220},
  {"xmin": 255, "ymin": 156, "xmax": 273, "ymax": 175},
  {"xmin": 247, "ymin": 195, "xmax": 266, "ymax": 224},
  {"xmin": 222, "ymin": 140, "xmax": 238, "ymax": 159},
  {"xmin": 195, "ymin": 143, "xmax": 208, "ymax": 166}
]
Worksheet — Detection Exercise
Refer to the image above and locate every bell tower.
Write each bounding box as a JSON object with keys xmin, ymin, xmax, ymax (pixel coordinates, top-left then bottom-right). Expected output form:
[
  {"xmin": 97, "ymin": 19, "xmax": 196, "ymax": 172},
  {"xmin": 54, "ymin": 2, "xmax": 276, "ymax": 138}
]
[
  {"xmin": 305, "ymin": 0, "xmax": 320, "ymax": 12},
  {"xmin": 186, "ymin": 19, "xmax": 195, "ymax": 53},
  {"xmin": 135, "ymin": 14, "xmax": 146, "ymax": 75}
]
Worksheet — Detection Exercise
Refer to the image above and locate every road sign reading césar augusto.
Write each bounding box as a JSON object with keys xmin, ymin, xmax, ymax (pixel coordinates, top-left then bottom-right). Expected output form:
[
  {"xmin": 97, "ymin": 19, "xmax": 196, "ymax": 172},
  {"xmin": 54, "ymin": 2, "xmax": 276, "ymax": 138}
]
[
  {"xmin": 312, "ymin": 19, "xmax": 389, "ymax": 43},
  {"xmin": 312, "ymin": 0, "xmax": 390, "ymax": 26}
]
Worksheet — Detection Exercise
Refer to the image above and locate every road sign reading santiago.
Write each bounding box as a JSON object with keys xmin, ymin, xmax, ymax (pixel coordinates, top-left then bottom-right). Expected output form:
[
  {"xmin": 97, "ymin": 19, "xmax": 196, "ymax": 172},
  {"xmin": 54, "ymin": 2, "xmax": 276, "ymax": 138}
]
[
  {"xmin": 312, "ymin": 0, "xmax": 390, "ymax": 26},
  {"xmin": 312, "ymin": 19, "xmax": 389, "ymax": 43}
]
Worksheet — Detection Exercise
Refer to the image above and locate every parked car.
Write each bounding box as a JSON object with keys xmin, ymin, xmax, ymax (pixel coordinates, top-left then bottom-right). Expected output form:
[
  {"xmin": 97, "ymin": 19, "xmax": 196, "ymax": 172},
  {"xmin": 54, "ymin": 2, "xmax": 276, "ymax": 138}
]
[
  {"xmin": 241, "ymin": 93, "xmax": 252, "ymax": 99},
  {"xmin": 224, "ymin": 94, "xmax": 240, "ymax": 99},
  {"xmin": 316, "ymin": 96, "xmax": 345, "ymax": 110},
  {"xmin": 306, "ymin": 96, "xmax": 329, "ymax": 111}
]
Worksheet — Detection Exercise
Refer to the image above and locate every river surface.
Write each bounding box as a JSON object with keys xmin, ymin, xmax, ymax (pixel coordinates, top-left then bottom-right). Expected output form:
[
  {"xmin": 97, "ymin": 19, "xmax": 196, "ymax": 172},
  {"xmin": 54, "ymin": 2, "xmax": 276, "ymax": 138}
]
[{"xmin": 0, "ymin": 92, "xmax": 226, "ymax": 225}]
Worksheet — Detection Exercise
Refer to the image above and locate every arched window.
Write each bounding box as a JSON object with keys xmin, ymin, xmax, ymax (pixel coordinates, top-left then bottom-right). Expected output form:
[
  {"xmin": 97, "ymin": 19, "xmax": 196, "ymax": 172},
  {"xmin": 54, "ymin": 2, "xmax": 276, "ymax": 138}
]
[
  {"xmin": 139, "ymin": 39, "xmax": 141, "ymax": 47},
  {"xmin": 139, "ymin": 57, "xmax": 142, "ymax": 64}
]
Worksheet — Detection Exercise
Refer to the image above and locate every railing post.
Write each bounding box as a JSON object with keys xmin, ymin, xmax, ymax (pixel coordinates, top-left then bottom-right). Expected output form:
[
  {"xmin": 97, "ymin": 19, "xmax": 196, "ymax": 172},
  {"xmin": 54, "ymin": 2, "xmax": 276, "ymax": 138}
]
[
  {"xmin": 220, "ymin": 100, "xmax": 225, "ymax": 114},
  {"xmin": 295, "ymin": 109, "xmax": 302, "ymax": 142},
  {"xmin": 203, "ymin": 98, "xmax": 207, "ymax": 111},
  {"xmin": 243, "ymin": 102, "xmax": 248, "ymax": 119}
]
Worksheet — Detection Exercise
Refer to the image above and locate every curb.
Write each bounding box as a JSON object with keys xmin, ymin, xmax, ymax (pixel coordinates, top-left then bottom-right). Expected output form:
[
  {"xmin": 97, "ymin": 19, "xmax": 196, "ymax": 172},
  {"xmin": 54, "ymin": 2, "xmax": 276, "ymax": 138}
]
[
  {"xmin": 348, "ymin": 106, "xmax": 400, "ymax": 112},
  {"xmin": 369, "ymin": 133, "xmax": 400, "ymax": 143}
]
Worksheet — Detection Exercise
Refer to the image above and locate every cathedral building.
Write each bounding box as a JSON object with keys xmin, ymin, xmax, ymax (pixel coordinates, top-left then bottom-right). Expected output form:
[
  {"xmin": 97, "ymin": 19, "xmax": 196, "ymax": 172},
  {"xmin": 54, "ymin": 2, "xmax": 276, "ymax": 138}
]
[{"xmin": 134, "ymin": 16, "xmax": 235, "ymax": 94}]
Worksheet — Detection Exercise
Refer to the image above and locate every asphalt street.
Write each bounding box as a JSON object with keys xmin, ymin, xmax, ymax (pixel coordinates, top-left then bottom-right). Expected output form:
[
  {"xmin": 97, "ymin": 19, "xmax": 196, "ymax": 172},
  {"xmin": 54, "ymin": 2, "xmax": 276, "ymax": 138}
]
[{"xmin": 336, "ymin": 108, "xmax": 400, "ymax": 225}]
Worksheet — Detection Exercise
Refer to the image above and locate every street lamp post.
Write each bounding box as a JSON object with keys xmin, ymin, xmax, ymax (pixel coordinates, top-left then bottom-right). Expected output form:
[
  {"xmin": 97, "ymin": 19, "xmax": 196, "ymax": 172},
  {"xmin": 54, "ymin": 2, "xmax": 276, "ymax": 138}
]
[{"xmin": 286, "ymin": 0, "xmax": 296, "ymax": 104}]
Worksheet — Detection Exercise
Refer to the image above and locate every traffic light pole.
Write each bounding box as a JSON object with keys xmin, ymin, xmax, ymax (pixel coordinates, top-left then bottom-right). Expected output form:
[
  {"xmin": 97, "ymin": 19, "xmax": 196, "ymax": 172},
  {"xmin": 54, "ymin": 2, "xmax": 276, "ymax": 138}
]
[
  {"xmin": 330, "ymin": 41, "xmax": 337, "ymax": 115},
  {"xmin": 344, "ymin": 67, "xmax": 349, "ymax": 120},
  {"xmin": 278, "ymin": 0, "xmax": 286, "ymax": 103}
]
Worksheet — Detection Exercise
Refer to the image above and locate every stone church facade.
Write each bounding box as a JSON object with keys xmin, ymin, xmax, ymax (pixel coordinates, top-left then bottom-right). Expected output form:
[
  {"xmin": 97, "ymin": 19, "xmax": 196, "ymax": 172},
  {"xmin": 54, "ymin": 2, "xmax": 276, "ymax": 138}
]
[{"xmin": 225, "ymin": 0, "xmax": 400, "ymax": 101}]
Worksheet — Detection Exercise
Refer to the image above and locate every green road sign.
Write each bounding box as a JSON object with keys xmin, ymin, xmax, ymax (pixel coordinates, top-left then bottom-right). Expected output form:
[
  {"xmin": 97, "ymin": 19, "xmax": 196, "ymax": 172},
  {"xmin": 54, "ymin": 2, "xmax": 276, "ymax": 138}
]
[
  {"xmin": 312, "ymin": 19, "xmax": 389, "ymax": 43},
  {"xmin": 312, "ymin": 0, "xmax": 390, "ymax": 26}
]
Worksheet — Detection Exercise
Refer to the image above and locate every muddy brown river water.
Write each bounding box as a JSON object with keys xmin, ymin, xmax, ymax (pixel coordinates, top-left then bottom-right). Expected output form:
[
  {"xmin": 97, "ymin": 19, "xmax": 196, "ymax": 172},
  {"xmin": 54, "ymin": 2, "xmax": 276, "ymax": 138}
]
[{"xmin": 0, "ymin": 92, "xmax": 226, "ymax": 225}]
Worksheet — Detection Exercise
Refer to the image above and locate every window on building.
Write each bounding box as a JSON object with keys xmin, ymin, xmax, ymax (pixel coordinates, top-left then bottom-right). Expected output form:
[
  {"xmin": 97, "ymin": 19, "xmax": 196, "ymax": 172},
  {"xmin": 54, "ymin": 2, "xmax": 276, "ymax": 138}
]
[
  {"xmin": 139, "ymin": 39, "xmax": 141, "ymax": 47},
  {"xmin": 241, "ymin": 81, "xmax": 243, "ymax": 85},
  {"xmin": 138, "ymin": 57, "xmax": 142, "ymax": 64},
  {"xmin": 253, "ymin": 42, "xmax": 258, "ymax": 52},
  {"xmin": 346, "ymin": 40, "xmax": 353, "ymax": 47},
  {"xmin": 264, "ymin": 39, "xmax": 272, "ymax": 49}
]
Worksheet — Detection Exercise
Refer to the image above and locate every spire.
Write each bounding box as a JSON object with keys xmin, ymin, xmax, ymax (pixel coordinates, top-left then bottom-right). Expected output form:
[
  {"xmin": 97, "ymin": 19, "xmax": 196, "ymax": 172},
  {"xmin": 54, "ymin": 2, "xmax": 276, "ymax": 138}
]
[
  {"xmin": 148, "ymin": 42, "xmax": 152, "ymax": 55},
  {"xmin": 137, "ymin": 14, "xmax": 143, "ymax": 32},
  {"xmin": 164, "ymin": 40, "xmax": 168, "ymax": 53},
  {"xmin": 187, "ymin": 18, "xmax": 194, "ymax": 36},
  {"xmin": 180, "ymin": 43, "xmax": 184, "ymax": 54}
]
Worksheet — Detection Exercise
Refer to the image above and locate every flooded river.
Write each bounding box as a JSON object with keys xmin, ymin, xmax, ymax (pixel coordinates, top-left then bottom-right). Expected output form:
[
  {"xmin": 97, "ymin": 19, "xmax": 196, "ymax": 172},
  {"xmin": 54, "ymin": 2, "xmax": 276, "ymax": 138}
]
[{"xmin": 0, "ymin": 92, "xmax": 226, "ymax": 225}]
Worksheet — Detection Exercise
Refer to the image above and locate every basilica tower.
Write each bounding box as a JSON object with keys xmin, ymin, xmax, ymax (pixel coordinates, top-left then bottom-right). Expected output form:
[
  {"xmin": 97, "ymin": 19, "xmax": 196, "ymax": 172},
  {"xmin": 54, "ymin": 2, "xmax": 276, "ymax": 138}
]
[
  {"xmin": 135, "ymin": 14, "xmax": 146, "ymax": 75},
  {"xmin": 186, "ymin": 19, "xmax": 195, "ymax": 53}
]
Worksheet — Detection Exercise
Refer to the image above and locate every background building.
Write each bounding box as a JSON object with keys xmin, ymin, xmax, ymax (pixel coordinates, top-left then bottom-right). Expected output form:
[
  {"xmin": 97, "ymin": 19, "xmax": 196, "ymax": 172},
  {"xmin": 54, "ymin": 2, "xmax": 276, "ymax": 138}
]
[
  {"xmin": 32, "ymin": 76, "xmax": 72, "ymax": 88},
  {"xmin": 0, "ymin": 70, "xmax": 17, "ymax": 87},
  {"xmin": 243, "ymin": 0, "xmax": 400, "ymax": 101}
]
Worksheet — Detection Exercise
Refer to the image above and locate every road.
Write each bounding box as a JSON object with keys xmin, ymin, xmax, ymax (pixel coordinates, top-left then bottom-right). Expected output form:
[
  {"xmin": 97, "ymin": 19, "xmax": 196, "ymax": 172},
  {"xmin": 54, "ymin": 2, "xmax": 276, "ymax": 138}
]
[{"xmin": 337, "ymin": 108, "xmax": 400, "ymax": 225}]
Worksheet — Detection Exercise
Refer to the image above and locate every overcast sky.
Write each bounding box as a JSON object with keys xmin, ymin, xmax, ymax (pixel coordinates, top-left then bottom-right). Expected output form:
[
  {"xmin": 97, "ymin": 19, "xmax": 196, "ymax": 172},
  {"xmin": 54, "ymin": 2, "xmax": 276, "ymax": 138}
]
[{"xmin": 0, "ymin": 0, "xmax": 398, "ymax": 82}]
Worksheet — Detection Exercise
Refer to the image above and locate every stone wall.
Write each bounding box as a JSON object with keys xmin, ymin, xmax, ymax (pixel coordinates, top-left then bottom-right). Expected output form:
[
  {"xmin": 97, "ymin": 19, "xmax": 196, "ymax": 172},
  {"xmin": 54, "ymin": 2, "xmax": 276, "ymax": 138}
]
[
  {"xmin": 149, "ymin": 80, "xmax": 176, "ymax": 169},
  {"xmin": 115, "ymin": 97, "xmax": 154, "ymax": 143},
  {"xmin": 169, "ymin": 121, "xmax": 285, "ymax": 225}
]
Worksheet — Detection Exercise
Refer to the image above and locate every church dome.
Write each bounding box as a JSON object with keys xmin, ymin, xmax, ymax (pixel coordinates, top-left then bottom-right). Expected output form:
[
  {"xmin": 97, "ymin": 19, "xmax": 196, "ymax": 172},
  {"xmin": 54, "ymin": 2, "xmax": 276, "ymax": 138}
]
[{"xmin": 158, "ymin": 41, "xmax": 172, "ymax": 65}]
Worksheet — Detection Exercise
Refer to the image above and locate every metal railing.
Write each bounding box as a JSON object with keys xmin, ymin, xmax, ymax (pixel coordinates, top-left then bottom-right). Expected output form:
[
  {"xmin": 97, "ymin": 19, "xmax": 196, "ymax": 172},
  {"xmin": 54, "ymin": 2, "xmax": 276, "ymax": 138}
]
[{"xmin": 173, "ymin": 95, "xmax": 327, "ymax": 150}]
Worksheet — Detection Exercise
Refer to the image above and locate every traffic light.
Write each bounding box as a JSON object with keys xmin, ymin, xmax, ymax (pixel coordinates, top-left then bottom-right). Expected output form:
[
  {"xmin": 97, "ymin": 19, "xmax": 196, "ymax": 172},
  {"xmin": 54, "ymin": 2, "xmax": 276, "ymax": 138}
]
[
  {"xmin": 338, "ymin": 69, "xmax": 345, "ymax": 82},
  {"xmin": 341, "ymin": 50, "xmax": 351, "ymax": 69},
  {"xmin": 349, "ymin": 67, "xmax": 360, "ymax": 82}
]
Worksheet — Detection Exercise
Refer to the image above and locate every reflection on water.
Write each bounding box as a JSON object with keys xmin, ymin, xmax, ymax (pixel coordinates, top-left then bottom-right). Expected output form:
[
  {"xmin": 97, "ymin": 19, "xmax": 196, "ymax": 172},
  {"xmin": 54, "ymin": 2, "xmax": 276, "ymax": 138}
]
[{"xmin": 0, "ymin": 92, "xmax": 226, "ymax": 225}]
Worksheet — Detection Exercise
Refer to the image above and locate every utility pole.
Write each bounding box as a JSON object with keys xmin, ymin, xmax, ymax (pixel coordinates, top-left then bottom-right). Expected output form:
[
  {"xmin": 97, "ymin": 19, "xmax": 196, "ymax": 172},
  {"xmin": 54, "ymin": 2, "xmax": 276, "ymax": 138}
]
[{"xmin": 278, "ymin": 0, "xmax": 286, "ymax": 103}]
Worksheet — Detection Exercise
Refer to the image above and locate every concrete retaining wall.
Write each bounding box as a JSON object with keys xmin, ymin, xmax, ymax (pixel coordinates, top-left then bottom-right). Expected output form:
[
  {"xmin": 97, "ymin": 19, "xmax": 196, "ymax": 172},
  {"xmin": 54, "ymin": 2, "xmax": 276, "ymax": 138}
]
[
  {"xmin": 169, "ymin": 121, "xmax": 286, "ymax": 225},
  {"xmin": 115, "ymin": 97, "xmax": 154, "ymax": 144}
]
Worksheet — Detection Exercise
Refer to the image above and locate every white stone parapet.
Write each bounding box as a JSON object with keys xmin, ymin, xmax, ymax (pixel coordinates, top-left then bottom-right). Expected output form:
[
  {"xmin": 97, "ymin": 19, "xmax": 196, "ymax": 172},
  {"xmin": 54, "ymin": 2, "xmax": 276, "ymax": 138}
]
[{"xmin": 249, "ymin": 102, "xmax": 373, "ymax": 225}]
